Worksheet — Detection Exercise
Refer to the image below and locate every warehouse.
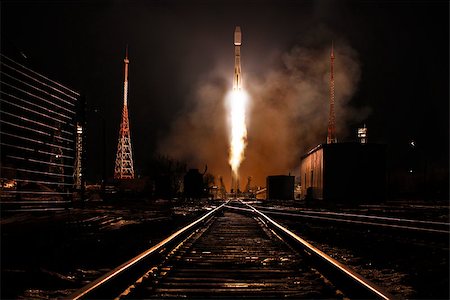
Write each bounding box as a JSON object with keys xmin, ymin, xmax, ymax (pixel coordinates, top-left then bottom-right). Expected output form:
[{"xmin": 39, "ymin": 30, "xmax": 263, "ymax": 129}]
[{"xmin": 300, "ymin": 143, "xmax": 386, "ymax": 204}]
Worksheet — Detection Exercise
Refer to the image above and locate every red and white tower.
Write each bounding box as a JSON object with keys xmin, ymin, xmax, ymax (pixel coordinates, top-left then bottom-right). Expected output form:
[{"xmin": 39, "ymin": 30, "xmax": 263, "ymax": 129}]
[
  {"xmin": 327, "ymin": 42, "xmax": 337, "ymax": 144},
  {"xmin": 114, "ymin": 46, "xmax": 135, "ymax": 179}
]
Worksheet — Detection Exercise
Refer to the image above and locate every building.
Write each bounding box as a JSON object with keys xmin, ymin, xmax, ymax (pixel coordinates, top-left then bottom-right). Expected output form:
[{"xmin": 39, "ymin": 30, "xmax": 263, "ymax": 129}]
[
  {"xmin": 0, "ymin": 54, "xmax": 83, "ymax": 203},
  {"xmin": 266, "ymin": 175, "xmax": 295, "ymax": 200},
  {"xmin": 300, "ymin": 143, "xmax": 386, "ymax": 204}
]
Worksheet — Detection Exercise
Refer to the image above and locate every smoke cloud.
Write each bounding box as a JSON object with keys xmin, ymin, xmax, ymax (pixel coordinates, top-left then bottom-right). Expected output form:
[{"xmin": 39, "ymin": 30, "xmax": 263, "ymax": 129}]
[{"xmin": 158, "ymin": 31, "xmax": 369, "ymax": 189}]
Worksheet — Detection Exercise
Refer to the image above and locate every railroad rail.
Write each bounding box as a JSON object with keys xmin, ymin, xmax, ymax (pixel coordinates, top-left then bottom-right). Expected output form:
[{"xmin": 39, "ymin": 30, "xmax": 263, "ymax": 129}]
[
  {"xmin": 68, "ymin": 200, "xmax": 394, "ymax": 299},
  {"xmin": 251, "ymin": 205, "xmax": 450, "ymax": 235}
]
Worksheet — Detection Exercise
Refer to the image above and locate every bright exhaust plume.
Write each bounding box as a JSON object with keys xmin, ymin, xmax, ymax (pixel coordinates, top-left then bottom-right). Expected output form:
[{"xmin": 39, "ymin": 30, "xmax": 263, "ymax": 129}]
[{"xmin": 227, "ymin": 89, "xmax": 248, "ymax": 178}]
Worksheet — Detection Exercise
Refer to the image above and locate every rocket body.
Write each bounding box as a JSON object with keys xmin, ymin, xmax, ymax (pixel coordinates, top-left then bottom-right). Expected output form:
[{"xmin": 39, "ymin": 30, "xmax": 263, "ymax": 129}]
[
  {"xmin": 229, "ymin": 26, "xmax": 246, "ymax": 195},
  {"xmin": 233, "ymin": 26, "xmax": 242, "ymax": 91}
]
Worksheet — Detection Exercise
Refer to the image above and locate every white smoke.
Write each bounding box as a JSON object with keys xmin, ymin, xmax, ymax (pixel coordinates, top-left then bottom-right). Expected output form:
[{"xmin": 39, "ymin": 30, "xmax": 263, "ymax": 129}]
[{"xmin": 159, "ymin": 31, "xmax": 369, "ymax": 188}]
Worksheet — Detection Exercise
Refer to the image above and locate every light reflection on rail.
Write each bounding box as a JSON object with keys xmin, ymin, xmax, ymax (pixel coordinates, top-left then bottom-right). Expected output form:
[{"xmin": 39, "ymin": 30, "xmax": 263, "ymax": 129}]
[{"xmin": 251, "ymin": 204, "xmax": 450, "ymax": 234}]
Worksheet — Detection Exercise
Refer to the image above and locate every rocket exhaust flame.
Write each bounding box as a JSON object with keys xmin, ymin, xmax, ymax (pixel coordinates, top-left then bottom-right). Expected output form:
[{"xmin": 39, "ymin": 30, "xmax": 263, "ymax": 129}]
[
  {"xmin": 227, "ymin": 26, "xmax": 248, "ymax": 190},
  {"xmin": 227, "ymin": 89, "xmax": 248, "ymax": 179}
]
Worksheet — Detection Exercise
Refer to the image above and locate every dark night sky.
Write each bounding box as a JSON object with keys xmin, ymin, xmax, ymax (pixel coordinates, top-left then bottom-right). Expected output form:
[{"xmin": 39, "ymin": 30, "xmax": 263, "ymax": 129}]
[{"xmin": 2, "ymin": 0, "xmax": 448, "ymax": 186}]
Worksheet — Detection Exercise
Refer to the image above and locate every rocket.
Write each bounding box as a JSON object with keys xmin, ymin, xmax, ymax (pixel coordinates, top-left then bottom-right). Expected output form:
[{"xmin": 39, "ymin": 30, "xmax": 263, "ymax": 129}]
[{"xmin": 233, "ymin": 26, "xmax": 242, "ymax": 90}]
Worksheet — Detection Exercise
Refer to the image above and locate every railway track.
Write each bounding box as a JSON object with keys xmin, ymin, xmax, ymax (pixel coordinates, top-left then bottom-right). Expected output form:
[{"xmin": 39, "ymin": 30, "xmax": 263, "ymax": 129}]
[
  {"xmin": 251, "ymin": 205, "xmax": 450, "ymax": 235},
  {"xmin": 69, "ymin": 201, "xmax": 393, "ymax": 299}
]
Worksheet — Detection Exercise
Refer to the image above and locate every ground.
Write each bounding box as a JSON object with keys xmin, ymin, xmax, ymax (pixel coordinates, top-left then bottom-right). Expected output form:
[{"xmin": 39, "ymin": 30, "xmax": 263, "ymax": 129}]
[
  {"xmin": 1, "ymin": 198, "xmax": 448, "ymax": 299},
  {"xmin": 1, "ymin": 199, "xmax": 210, "ymax": 299}
]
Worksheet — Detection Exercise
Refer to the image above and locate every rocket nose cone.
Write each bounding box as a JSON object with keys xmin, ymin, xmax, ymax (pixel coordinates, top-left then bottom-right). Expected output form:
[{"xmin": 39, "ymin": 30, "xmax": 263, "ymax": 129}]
[{"xmin": 234, "ymin": 26, "xmax": 242, "ymax": 46}]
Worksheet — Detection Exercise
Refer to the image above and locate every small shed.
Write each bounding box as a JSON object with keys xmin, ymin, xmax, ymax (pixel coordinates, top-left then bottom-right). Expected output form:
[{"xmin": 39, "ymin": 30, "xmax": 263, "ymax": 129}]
[{"xmin": 300, "ymin": 143, "xmax": 386, "ymax": 204}]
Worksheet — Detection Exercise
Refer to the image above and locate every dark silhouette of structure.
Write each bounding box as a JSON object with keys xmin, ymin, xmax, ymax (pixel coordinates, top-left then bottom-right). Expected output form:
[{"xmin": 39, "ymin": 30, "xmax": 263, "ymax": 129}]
[
  {"xmin": 327, "ymin": 42, "xmax": 337, "ymax": 144},
  {"xmin": 266, "ymin": 175, "xmax": 295, "ymax": 200},
  {"xmin": 300, "ymin": 143, "xmax": 387, "ymax": 204},
  {"xmin": 184, "ymin": 169, "xmax": 203, "ymax": 200}
]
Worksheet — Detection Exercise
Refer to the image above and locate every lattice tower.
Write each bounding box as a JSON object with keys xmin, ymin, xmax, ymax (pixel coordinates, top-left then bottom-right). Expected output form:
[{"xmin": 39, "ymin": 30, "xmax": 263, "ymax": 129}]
[
  {"xmin": 219, "ymin": 176, "xmax": 227, "ymax": 199},
  {"xmin": 327, "ymin": 42, "xmax": 337, "ymax": 144},
  {"xmin": 114, "ymin": 47, "xmax": 135, "ymax": 179},
  {"xmin": 74, "ymin": 123, "xmax": 83, "ymax": 189},
  {"xmin": 245, "ymin": 176, "xmax": 252, "ymax": 193}
]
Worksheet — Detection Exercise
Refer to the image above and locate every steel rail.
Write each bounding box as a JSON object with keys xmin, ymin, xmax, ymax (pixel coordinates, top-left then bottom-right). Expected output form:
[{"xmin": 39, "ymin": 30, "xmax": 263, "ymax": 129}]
[
  {"xmin": 251, "ymin": 208, "xmax": 450, "ymax": 235},
  {"xmin": 68, "ymin": 202, "xmax": 228, "ymax": 300},
  {"xmin": 253, "ymin": 205, "xmax": 450, "ymax": 226},
  {"xmin": 241, "ymin": 202, "xmax": 395, "ymax": 300}
]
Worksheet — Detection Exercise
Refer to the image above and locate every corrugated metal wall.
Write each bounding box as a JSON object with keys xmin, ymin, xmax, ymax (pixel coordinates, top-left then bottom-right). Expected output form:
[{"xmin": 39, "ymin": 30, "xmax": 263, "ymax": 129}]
[
  {"xmin": 0, "ymin": 54, "xmax": 81, "ymax": 203},
  {"xmin": 300, "ymin": 146, "xmax": 323, "ymax": 200},
  {"xmin": 300, "ymin": 143, "xmax": 386, "ymax": 203}
]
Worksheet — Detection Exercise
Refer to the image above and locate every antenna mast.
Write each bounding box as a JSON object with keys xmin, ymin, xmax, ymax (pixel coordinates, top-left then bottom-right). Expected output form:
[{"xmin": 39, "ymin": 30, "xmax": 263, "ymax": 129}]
[
  {"xmin": 327, "ymin": 42, "xmax": 337, "ymax": 144},
  {"xmin": 114, "ymin": 45, "xmax": 135, "ymax": 179}
]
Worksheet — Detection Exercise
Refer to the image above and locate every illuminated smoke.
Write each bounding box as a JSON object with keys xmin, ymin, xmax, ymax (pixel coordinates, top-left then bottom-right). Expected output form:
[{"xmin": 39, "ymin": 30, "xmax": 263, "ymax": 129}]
[
  {"xmin": 159, "ymin": 30, "xmax": 368, "ymax": 188},
  {"xmin": 227, "ymin": 89, "xmax": 248, "ymax": 179},
  {"xmin": 240, "ymin": 38, "xmax": 367, "ymax": 186}
]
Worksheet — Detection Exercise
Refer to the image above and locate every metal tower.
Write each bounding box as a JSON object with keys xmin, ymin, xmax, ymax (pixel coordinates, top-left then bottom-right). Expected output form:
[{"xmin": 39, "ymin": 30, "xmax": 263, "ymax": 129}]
[
  {"xmin": 49, "ymin": 123, "xmax": 64, "ymax": 186},
  {"xmin": 114, "ymin": 46, "xmax": 135, "ymax": 179},
  {"xmin": 245, "ymin": 176, "xmax": 252, "ymax": 193},
  {"xmin": 219, "ymin": 176, "xmax": 227, "ymax": 199},
  {"xmin": 74, "ymin": 123, "xmax": 83, "ymax": 189},
  {"xmin": 327, "ymin": 42, "xmax": 337, "ymax": 144}
]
